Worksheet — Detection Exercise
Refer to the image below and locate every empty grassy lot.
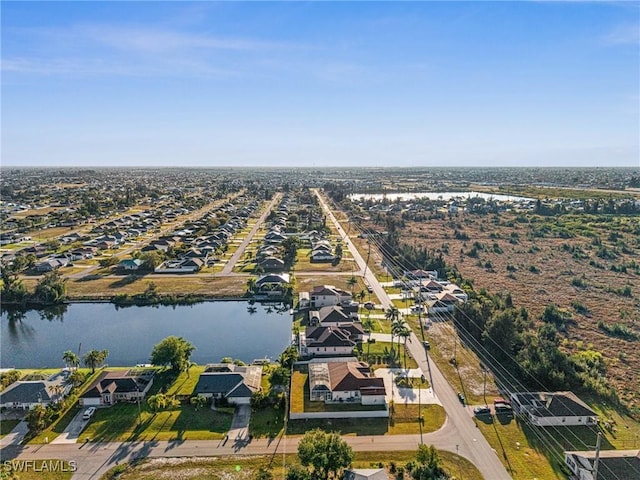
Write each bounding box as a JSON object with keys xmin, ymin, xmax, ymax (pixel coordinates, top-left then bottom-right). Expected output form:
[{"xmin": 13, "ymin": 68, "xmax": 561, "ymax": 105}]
[
  {"xmin": 21, "ymin": 275, "xmax": 249, "ymax": 299},
  {"xmin": 100, "ymin": 450, "xmax": 482, "ymax": 480}
]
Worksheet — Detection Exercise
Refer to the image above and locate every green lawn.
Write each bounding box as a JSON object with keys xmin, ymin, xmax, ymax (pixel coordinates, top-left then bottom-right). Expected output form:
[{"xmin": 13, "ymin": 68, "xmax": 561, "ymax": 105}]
[
  {"xmin": 164, "ymin": 366, "xmax": 206, "ymax": 397},
  {"xmin": 249, "ymin": 404, "xmax": 285, "ymax": 438},
  {"xmin": 475, "ymin": 415, "xmax": 576, "ymax": 480},
  {"xmin": 361, "ymin": 341, "xmax": 418, "ymax": 369},
  {"xmin": 0, "ymin": 419, "xmax": 20, "ymax": 438},
  {"xmin": 81, "ymin": 403, "xmax": 233, "ymax": 442},
  {"xmin": 388, "ymin": 403, "xmax": 446, "ymax": 435}
]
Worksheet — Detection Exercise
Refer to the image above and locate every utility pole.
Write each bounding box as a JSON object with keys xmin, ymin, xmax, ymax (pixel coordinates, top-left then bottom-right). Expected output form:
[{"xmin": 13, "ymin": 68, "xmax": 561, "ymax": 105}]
[
  {"xmin": 418, "ymin": 277, "xmax": 425, "ymax": 342},
  {"xmin": 593, "ymin": 432, "xmax": 602, "ymax": 480},
  {"xmin": 363, "ymin": 239, "xmax": 371, "ymax": 279},
  {"xmin": 482, "ymin": 364, "xmax": 487, "ymax": 406},
  {"xmin": 136, "ymin": 388, "xmax": 142, "ymax": 427}
]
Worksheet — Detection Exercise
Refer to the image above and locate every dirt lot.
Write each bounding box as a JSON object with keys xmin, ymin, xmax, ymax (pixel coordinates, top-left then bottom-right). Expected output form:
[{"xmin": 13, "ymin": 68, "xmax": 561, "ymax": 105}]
[{"xmin": 403, "ymin": 210, "xmax": 640, "ymax": 409}]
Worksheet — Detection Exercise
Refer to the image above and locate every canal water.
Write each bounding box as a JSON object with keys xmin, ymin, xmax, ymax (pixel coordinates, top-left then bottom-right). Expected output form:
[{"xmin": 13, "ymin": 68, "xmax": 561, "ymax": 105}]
[{"xmin": 1, "ymin": 302, "xmax": 292, "ymax": 369}]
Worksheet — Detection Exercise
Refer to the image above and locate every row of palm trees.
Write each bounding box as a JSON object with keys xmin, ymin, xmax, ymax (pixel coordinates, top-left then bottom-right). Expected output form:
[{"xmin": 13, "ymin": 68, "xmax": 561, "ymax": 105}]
[
  {"xmin": 62, "ymin": 349, "xmax": 109, "ymax": 374},
  {"xmin": 385, "ymin": 306, "xmax": 411, "ymax": 369}
]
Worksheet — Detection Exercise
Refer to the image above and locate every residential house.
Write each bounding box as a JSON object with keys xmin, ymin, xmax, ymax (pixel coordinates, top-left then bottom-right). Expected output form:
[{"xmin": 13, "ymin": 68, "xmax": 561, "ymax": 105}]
[
  {"xmin": 300, "ymin": 326, "xmax": 360, "ymax": 357},
  {"xmin": 154, "ymin": 258, "xmax": 203, "ymax": 273},
  {"xmin": 117, "ymin": 258, "xmax": 144, "ymax": 271},
  {"xmin": 258, "ymin": 256, "xmax": 285, "ymax": 272},
  {"xmin": 79, "ymin": 370, "xmax": 155, "ymax": 406},
  {"xmin": 310, "ymin": 249, "xmax": 335, "ymax": 263},
  {"xmin": 344, "ymin": 469, "xmax": 390, "ymax": 480},
  {"xmin": 427, "ymin": 292, "xmax": 462, "ymax": 315},
  {"xmin": 310, "ymin": 285, "xmax": 352, "ymax": 308},
  {"xmin": 0, "ymin": 372, "xmax": 71, "ymax": 410},
  {"xmin": 255, "ymin": 273, "xmax": 290, "ymax": 294},
  {"xmin": 35, "ymin": 258, "xmax": 67, "ymax": 272},
  {"xmin": 193, "ymin": 365, "xmax": 262, "ymax": 405},
  {"xmin": 264, "ymin": 231, "xmax": 287, "ymax": 244},
  {"xmin": 510, "ymin": 391, "xmax": 598, "ymax": 427},
  {"xmin": 564, "ymin": 449, "xmax": 640, "ymax": 480},
  {"xmin": 309, "ymin": 305, "xmax": 359, "ymax": 326},
  {"xmin": 308, "ymin": 362, "xmax": 386, "ymax": 405}
]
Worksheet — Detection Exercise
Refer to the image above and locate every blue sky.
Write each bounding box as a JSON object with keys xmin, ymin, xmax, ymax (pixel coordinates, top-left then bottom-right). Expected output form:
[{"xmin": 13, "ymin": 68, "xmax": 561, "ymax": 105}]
[{"xmin": 2, "ymin": 1, "xmax": 639, "ymax": 167}]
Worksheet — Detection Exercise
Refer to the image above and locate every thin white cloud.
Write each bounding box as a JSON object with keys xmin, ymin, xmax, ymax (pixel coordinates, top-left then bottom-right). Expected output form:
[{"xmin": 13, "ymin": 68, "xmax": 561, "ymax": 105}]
[
  {"xmin": 603, "ymin": 23, "xmax": 640, "ymax": 45},
  {"xmin": 1, "ymin": 56, "xmax": 241, "ymax": 78},
  {"xmin": 77, "ymin": 24, "xmax": 292, "ymax": 53}
]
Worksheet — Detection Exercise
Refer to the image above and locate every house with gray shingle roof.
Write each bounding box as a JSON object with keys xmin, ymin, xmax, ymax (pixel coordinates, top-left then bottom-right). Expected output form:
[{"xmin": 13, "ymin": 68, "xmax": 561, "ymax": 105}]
[
  {"xmin": 511, "ymin": 391, "xmax": 598, "ymax": 427},
  {"xmin": 193, "ymin": 365, "xmax": 262, "ymax": 405},
  {"xmin": 565, "ymin": 449, "xmax": 640, "ymax": 480},
  {"xmin": 0, "ymin": 373, "xmax": 71, "ymax": 410}
]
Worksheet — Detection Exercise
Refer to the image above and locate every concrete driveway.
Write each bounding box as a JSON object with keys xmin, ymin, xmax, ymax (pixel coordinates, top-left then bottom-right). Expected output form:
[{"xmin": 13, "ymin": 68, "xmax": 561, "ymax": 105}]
[
  {"xmin": 0, "ymin": 421, "xmax": 28, "ymax": 447},
  {"xmin": 227, "ymin": 405, "xmax": 251, "ymax": 441},
  {"xmin": 374, "ymin": 368, "xmax": 440, "ymax": 406},
  {"xmin": 51, "ymin": 409, "xmax": 89, "ymax": 444}
]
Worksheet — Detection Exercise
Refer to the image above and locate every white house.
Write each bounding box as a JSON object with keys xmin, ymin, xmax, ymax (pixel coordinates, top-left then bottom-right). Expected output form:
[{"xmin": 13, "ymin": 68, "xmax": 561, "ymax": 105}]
[
  {"xmin": 309, "ymin": 285, "xmax": 352, "ymax": 308},
  {"xmin": 565, "ymin": 449, "xmax": 640, "ymax": 480},
  {"xmin": 308, "ymin": 362, "xmax": 386, "ymax": 406},
  {"xmin": 511, "ymin": 391, "xmax": 598, "ymax": 427},
  {"xmin": 80, "ymin": 370, "xmax": 154, "ymax": 406},
  {"xmin": 300, "ymin": 326, "xmax": 358, "ymax": 357},
  {"xmin": 344, "ymin": 469, "xmax": 390, "ymax": 480},
  {"xmin": 427, "ymin": 292, "xmax": 462, "ymax": 315}
]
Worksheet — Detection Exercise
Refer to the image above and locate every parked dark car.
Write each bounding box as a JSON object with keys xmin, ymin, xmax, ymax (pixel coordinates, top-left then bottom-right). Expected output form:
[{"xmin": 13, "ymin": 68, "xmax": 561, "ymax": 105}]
[{"xmin": 473, "ymin": 406, "xmax": 491, "ymax": 415}]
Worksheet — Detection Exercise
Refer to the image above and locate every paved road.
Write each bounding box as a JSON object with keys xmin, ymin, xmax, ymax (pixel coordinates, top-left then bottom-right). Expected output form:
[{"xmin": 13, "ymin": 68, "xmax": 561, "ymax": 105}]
[
  {"xmin": 4, "ymin": 425, "xmax": 477, "ymax": 480},
  {"xmin": 221, "ymin": 194, "xmax": 281, "ymax": 275},
  {"xmin": 314, "ymin": 189, "xmax": 512, "ymax": 480}
]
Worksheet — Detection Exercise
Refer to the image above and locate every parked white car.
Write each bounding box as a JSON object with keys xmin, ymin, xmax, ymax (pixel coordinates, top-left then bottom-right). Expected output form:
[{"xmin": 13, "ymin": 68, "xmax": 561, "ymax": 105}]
[{"xmin": 82, "ymin": 407, "xmax": 96, "ymax": 420}]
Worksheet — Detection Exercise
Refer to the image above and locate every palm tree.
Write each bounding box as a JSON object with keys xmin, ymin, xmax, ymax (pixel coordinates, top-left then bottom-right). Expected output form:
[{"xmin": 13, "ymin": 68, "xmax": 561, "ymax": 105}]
[
  {"xmin": 246, "ymin": 277, "xmax": 257, "ymax": 294},
  {"xmin": 62, "ymin": 350, "xmax": 80, "ymax": 371},
  {"xmin": 347, "ymin": 275, "xmax": 358, "ymax": 293},
  {"xmin": 362, "ymin": 316, "xmax": 374, "ymax": 336},
  {"xmin": 83, "ymin": 349, "xmax": 109, "ymax": 374},
  {"xmin": 392, "ymin": 318, "xmax": 407, "ymax": 355},
  {"xmin": 398, "ymin": 327, "xmax": 411, "ymax": 369},
  {"xmin": 147, "ymin": 393, "xmax": 166, "ymax": 413},
  {"xmin": 385, "ymin": 306, "xmax": 400, "ymax": 354}
]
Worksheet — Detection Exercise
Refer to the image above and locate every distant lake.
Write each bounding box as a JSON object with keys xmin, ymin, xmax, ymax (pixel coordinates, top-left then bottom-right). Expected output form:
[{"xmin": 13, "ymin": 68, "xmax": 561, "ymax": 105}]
[
  {"xmin": 349, "ymin": 191, "xmax": 533, "ymax": 202},
  {"xmin": 1, "ymin": 302, "xmax": 292, "ymax": 369}
]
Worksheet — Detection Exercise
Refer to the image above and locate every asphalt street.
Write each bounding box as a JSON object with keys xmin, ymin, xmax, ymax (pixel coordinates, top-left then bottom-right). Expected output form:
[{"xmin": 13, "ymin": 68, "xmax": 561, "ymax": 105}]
[{"xmin": 314, "ymin": 189, "xmax": 512, "ymax": 480}]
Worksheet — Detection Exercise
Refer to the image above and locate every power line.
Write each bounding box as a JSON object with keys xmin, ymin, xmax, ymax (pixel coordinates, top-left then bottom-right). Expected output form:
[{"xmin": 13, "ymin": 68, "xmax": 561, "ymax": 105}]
[{"xmin": 322, "ymin": 192, "xmax": 629, "ymax": 480}]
